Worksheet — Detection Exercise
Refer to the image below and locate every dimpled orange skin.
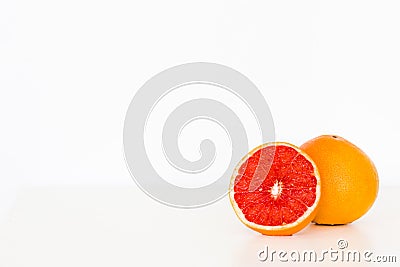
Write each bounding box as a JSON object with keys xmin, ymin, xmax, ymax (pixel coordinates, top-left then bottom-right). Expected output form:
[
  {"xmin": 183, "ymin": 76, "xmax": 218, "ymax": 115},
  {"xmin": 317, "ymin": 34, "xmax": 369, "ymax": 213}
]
[{"xmin": 300, "ymin": 135, "xmax": 379, "ymax": 225}]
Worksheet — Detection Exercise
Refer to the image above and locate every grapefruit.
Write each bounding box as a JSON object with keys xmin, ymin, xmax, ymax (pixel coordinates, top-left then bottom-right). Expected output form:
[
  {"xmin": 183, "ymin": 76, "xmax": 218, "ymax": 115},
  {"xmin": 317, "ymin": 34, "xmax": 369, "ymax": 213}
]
[
  {"xmin": 300, "ymin": 135, "xmax": 379, "ymax": 225},
  {"xmin": 229, "ymin": 142, "xmax": 321, "ymax": 236}
]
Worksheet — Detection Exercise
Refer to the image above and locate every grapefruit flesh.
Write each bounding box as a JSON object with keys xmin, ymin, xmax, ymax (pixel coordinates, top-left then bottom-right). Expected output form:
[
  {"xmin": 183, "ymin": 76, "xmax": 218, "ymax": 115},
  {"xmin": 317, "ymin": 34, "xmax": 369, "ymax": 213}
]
[{"xmin": 229, "ymin": 142, "xmax": 320, "ymax": 236}]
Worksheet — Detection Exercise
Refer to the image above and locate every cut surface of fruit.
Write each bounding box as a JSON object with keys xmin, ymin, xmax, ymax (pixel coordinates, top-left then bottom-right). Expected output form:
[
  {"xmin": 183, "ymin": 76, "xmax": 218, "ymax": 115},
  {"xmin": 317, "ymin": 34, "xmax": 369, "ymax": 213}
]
[
  {"xmin": 229, "ymin": 142, "xmax": 320, "ymax": 236},
  {"xmin": 301, "ymin": 135, "xmax": 379, "ymax": 225}
]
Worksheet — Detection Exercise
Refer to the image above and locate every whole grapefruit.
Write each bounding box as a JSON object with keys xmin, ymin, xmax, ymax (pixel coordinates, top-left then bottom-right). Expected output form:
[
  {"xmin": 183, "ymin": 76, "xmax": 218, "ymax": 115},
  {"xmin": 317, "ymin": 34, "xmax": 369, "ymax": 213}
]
[{"xmin": 300, "ymin": 135, "xmax": 379, "ymax": 225}]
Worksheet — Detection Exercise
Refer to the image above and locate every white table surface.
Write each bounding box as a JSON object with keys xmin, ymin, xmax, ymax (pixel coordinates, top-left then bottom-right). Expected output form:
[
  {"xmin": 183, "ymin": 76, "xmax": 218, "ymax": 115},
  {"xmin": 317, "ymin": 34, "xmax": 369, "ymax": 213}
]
[{"xmin": 0, "ymin": 185, "xmax": 398, "ymax": 267}]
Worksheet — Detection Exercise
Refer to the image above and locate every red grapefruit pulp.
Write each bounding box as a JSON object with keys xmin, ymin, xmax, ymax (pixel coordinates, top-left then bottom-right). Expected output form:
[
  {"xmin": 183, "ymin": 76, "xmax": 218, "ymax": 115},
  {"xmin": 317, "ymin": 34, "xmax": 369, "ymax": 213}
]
[{"xmin": 229, "ymin": 142, "xmax": 320, "ymax": 235}]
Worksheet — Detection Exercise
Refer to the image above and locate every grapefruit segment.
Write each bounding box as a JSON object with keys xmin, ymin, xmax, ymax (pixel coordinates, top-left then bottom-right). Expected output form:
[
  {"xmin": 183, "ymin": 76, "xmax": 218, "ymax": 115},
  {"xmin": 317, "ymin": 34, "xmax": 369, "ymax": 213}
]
[{"xmin": 229, "ymin": 142, "xmax": 321, "ymax": 236}]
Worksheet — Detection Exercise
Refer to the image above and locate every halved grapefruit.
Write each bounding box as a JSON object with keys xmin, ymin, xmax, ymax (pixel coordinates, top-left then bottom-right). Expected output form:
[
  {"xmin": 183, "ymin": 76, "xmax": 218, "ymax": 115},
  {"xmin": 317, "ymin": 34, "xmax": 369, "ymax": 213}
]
[{"xmin": 229, "ymin": 142, "xmax": 321, "ymax": 236}]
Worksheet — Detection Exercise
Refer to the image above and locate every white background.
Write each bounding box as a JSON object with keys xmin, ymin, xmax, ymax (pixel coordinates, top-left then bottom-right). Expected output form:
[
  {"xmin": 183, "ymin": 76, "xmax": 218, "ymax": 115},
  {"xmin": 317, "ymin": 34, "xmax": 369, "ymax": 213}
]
[{"xmin": 1, "ymin": 1, "xmax": 400, "ymax": 266}]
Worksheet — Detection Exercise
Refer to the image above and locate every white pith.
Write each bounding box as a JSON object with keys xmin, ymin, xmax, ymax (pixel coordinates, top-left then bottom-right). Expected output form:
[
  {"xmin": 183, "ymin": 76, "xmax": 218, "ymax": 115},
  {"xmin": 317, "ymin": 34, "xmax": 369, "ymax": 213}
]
[
  {"xmin": 270, "ymin": 180, "xmax": 283, "ymax": 200},
  {"xmin": 229, "ymin": 142, "xmax": 321, "ymax": 231}
]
